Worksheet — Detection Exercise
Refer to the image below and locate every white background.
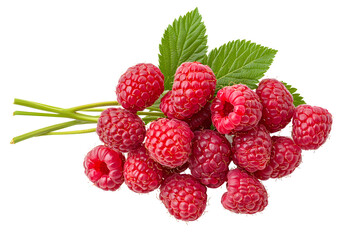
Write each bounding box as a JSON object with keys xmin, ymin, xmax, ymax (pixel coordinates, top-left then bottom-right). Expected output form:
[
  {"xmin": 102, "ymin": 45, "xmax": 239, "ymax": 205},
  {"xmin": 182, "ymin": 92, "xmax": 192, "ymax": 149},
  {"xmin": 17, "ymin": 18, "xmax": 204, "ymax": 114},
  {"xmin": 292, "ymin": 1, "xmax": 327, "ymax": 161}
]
[{"xmin": 1, "ymin": 0, "xmax": 359, "ymax": 239}]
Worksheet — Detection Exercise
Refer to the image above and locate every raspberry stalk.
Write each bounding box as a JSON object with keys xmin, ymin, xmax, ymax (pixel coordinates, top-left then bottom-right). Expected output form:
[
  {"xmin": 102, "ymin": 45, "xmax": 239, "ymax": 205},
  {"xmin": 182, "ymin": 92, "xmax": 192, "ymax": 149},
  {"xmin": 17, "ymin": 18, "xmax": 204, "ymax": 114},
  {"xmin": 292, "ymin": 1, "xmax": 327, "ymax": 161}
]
[
  {"xmin": 11, "ymin": 98, "xmax": 164, "ymax": 144},
  {"xmin": 44, "ymin": 128, "xmax": 97, "ymax": 135},
  {"xmin": 11, "ymin": 120, "xmax": 92, "ymax": 144},
  {"xmin": 13, "ymin": 109, "xmax": 163, "ymax": 118},
  {"xmin": 13, "ymin": 98, "xmax": 100, "ymax": 122},
  {"xmin": 13, "ymin": 111, "xmax": 69, "ymax": 118}
]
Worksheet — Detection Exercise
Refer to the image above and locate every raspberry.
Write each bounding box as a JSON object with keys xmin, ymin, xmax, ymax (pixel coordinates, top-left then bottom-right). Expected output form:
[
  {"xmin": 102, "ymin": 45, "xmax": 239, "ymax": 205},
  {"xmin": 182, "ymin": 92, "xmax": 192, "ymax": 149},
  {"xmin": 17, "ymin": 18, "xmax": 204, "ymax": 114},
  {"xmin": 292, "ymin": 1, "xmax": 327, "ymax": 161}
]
[
  {"xmin": 116, "ymin": 63, "xmax": 164, "ymax": 112},
  {"xmin": 145, "ymin": 118, "xmax": 194, "ymax": 168},
  {"xmin": 170, "ymin": 62, "xmax": 217, "ymax": 119},
  {"xmin": 211, "ymin": 84, "xmax": 263, "ymax": 134},
  {"xmin": 189, "ymin": 130, "xmax": 231, "ymax": 188},
  {"xmin": 232, "ymin": 124, "xmax": 271, "ymax": 173},
  {"xmin": 123, "ymin": 145, "xmax": 163, "ymax": 193},
  {"xmin": 83, "ymin": 145, "xmax": 125, "ymax": 191},
  {"xmin": 184, "ymin": 102, "xmax": 212, "ymax": 131},
  {"xmin": 96, "ymin": 108, "xmax": 146, "ymax": 153},
  {"xmin": 256, "ymin": 79, "xmax": 295, "ymax": 133},
  {"xmin": 254, "ymin": 136, "xmax": 302, "ymax": 180},
  {"xmin": 160, "ymin": 91, "xmax": 212, "ymax": 131},
  {"xmin": 159, "ymin": 91, "xmax": 183, "ymax": 119},
  {"xmin": 162, "ymin": 162, "xmax": 189, "ymax": 180},
  {"xmin": 159, "ymin": 174, "xmax": 207, "ymax": 221},
  {"xmin": 221, "ymin": 168, "xmax": 268, "ymax": 214},
  {"xmin": 292, "ymin": 105, "xmax": 332, "ymax": 150}
]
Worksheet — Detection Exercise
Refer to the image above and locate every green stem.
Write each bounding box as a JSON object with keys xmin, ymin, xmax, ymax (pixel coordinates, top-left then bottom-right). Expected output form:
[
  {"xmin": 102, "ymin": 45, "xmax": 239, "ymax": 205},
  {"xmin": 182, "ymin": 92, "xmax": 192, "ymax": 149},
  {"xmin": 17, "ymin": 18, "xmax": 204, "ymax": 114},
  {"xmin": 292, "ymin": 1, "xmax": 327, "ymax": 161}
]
[
  {"xmin": 151, "ymin": 103, "xmax": 160, "ymax": 108},
  {"xmin": 11, "ymin": 98, "xmax": 166, "ymax": 143},
  {"xmin": 142, "ymin": 116, "xmax": 160, "ymax": 124},
  {"xmin": 66, "ymin": 101, "xmax": 119, "ymax": 112},
  {"xmin": 11, "ymin": 120, "xmax": 91, "ymax": 144},
  {"xmin": 14, "ymin": 110, "xmax": 100, "ymax": 119},
  {"xmin": 146, "ymin": 106, "xmax": 162, "ymax": 112},
  {"xmin": 14, "ymin": 98, "xmax": 98, "ymax": 122},
  {"xmin": 80, "ymin": 106, "xmax": 163, "ymax": 114},
  {"xmin": 137, "ymin": 111, "xmax": 164, "ymax": 117},
  {"xmin": 14, "ymin": 98, "xmax": 62, "ymax": 112},
  {"xmin": 80, "ymin": 108, "xmax": 107, "ymax": 112},
  {"xmin": 42, "ymin": 128, "xmax": 96, "ymax": 135},
  {"xmin": 13, "ymin": 111, "xmax": 67, "ymax": 118}
]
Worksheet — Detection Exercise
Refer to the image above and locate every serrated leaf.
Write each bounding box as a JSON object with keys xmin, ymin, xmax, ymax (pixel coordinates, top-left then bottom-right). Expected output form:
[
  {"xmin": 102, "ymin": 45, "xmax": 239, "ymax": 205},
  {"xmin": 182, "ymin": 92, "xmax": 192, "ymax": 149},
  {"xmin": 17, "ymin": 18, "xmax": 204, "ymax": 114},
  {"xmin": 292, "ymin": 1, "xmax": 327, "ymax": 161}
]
[
  {"xmin": 281, "ymin": 81, "xmax": 306, "ymax": 107},
  {"xmin": 204, "ymin": 40, "xmax": 277, "ymax": 91},
  {"xmin": 158, "ymin": 8, "xmax": 208, "ymax": 90}
]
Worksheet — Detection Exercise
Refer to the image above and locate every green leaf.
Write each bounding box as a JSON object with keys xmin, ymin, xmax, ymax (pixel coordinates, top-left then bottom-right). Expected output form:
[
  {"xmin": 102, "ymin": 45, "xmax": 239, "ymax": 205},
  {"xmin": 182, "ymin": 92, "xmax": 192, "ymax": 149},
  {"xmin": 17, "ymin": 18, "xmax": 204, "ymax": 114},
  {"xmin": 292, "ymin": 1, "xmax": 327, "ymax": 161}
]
[
  {"xmin": 281, "ymin": 81, "xmax": 306, "ymax": 107},
  {"xmin": 204, "ymin": 39, "xmax": 277, "ymax": 91},
  {"xmin": 158, "ymin": 8, "xmax": 208, "ymax": 90}
]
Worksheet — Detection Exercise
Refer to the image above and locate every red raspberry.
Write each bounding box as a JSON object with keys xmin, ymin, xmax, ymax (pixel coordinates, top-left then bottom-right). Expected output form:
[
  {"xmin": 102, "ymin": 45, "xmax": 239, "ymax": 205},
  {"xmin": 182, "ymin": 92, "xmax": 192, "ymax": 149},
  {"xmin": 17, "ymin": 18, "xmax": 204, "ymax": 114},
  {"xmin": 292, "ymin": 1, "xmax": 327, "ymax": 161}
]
[
  {"xmin": 116, "ymin": 63, "xmax": 164, "ymax": 112},
  {"xmin": 211, "ymin": 84, "xmax": 263, "ymax": 134},
  {"xmin": 159, "ymin": 91, "xmax": 183, "ymax": 119},
  {"xmin": 189, "ymin": 130, "xmax": 231, "ymax": 188},
  {"xmin": 185, "ymin": 102, "xmax": 212, "ymax": 131},
  {"xmin": 145, "ymin": 118, "xmax": 194, "ymax": 168},
  {"xmin": 96, "ymin": 108, "xmax": 146, "ymax": 153},
  {"xmin": 83, "ymin": 145, "xmax": 125, "ymax": 191},
  {"xmin": 159, "ymin": 174, "xmax": 207, "ymax": 221},
  {"xmin": 221, "ymin": 168, "xmax": 268, "ymax": 214},
  {"xmin": 170, "ymin": 62, "xmax": 217, "ymax": 119},
  {"xmin": 292, "ymin": 105, "xmax": 332, "ymax": 150},
  {"xmin": 160, "ymin": 91, "xmax": 212, "ymax": 131},
  {"xmin": 254, "ymin": 136, "xmax": 302, "ymax": 180},
  {"xmin": 162, "ymin": 162, "xmax": 189, "ymax": 180},
  {"xmin": 232, "ymin": 124, "xmax": 271, "ymax": 173},
  {"xmin": 256, "ymin": 79, "xmax": 295, "ymax": 133},
  {"xmin": 123, "ymin": 145, "xmax": 163, "ymax": 193}
]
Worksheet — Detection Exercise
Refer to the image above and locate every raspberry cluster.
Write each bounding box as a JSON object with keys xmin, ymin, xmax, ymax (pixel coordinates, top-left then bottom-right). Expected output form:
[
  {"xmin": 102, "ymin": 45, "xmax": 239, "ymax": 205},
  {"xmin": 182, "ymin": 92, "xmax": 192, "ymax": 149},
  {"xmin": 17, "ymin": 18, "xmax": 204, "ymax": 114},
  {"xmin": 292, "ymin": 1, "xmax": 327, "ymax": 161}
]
[
  {"xmin": 83, "ymin": 62, "xmax": 332, "ymax": 221},
  {"xmin": 10, "ymin": 9, "xmax": 334, "ymax": 223}
]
